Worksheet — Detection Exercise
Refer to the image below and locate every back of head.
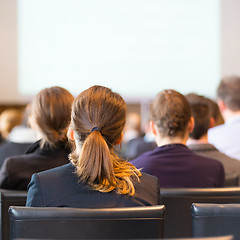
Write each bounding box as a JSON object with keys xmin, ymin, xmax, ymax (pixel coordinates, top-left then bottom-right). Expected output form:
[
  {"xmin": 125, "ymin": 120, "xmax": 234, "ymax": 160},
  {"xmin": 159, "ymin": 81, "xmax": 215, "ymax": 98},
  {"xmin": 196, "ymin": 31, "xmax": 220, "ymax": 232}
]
[
  {"xmin": 185, "ymin": 93, "xmax": 211, "ymax": 140},
  {"xmin": 151, "ymin": 89, "xmax": 191, "ymax": 138},
  {"xmin": 204, "ymin": 97, "xmax": 224, "ymax": 126},
  {"xmin": 69, "ymin": 85, "xmax": 141, "ymax": 195},
  {"xmin": 217, "ymin": 76, "xmax": 240, "ymax": 111},
  {"xmin": 125, "ymin": 112, "xmax": 141, "ymax": 133},
  {"xmin": 0, "ymin": 109, "xmax": 23, "ymax": 139},
  {"xmin": 30, "ymin": 86, "xmax": 74, "ymax": 148}
]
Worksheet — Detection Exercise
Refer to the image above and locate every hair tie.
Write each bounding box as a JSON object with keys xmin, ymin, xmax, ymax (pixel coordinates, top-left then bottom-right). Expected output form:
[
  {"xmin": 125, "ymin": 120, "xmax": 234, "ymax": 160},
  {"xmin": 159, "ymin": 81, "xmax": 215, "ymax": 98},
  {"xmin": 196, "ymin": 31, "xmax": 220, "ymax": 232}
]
[{"xmin": 91, "ymin": 127, "xmax": 101, "ymax": 133}]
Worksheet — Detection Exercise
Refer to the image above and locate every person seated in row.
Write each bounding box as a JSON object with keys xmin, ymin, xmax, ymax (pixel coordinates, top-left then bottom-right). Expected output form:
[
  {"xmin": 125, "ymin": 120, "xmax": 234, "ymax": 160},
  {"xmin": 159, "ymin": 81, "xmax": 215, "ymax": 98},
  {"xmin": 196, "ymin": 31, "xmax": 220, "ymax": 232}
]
[
  {"xmin": 26, "ymin": 85, "xmax": 161, "ymax": 207},
  {"xmin": 186, "ymin": 93, "xmax": 240, "ymax": 184},
  {"xmin": 0, "ymin": 105, "xmax": 37, "ymax": 168},
  {"xmin": 208, "ymin": 76, "xmax": 240, "ymax": 160},
  {"xmin": 8, "ymin": 103, "xmax": 38, "ymax": 144},
  {"xmin": 0, "ymin": 108, "xmax": 23, "ymax": 143},
  {"xmin": 131, "ymin": 89, "xmax": 225, "ymax": 188},
  {"xmin": 0, "ymin": 86, "xmax": 74, "ymax": 190},
  {"xmin": 119, "ymin": 112, "xmax": 156, "ymax": 160}
]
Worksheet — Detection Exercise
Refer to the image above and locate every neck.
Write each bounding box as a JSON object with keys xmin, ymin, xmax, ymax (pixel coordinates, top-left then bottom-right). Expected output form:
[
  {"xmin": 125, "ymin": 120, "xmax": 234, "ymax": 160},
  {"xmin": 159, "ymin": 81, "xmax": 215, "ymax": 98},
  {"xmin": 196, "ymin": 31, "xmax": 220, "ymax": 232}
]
[
  {"xmin": 155, "ymin": 135, "xmax": 187, "ymax": 147},
  {"xmin": 188, "ymin": 134, "xmax": 208, "ymax": 144},
  {"xmin": 222, "ymin": 109, "xmax": 240, "ymax": 121}
]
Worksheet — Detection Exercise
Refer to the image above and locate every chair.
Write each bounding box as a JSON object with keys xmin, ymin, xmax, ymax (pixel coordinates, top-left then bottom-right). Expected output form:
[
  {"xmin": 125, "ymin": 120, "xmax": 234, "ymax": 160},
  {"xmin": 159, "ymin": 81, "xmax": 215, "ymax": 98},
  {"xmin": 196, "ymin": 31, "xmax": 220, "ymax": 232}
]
[
  {"xmin": 9, "ymin": 205, "xmax": 165, "ymax": 239},
  {"xmin": 164, "ymin": 236, "xmax": 234, "ymax": 240},
  {"xmin": 192, "ymin": 203, "xmax": 240, "ymax": 239},
  {"xmin": 161, "ymin": 187, "xmax": 240, "ymax": 238},
  {"xmin": 0, "ymin": 190, "xmax": 27, "ymax": 240},
  {"xmin": 225, "ymin": 174, "xmax": 239, "ymax": 187},
  {"xmin": 10, "ymin": 236, "xmax": 235, "ymax": 240}
]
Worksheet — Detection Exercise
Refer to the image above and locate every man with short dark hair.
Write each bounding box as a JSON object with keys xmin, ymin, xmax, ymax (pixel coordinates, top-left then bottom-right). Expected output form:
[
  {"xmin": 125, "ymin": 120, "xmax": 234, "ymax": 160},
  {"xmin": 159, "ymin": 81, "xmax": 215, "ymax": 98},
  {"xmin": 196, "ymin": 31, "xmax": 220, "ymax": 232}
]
[
  {"xmin": 186, "ymin": 93, "xmax": 240, "ymax": 184},
  {"xmin": 131, "ymin": 90, "xmax": 224, "ymax": 188},
  {"xmin": 208, "ymin": 76, "xmax": 240, "ymax": 160}
]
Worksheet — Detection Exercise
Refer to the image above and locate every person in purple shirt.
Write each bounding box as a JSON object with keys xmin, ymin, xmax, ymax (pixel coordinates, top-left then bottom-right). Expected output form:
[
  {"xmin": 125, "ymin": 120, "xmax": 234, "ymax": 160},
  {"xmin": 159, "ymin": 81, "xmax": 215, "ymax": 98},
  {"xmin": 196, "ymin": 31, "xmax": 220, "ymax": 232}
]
[{"xmin": 131, "ymin": 89, "xmax": 225, "ymax": 188}]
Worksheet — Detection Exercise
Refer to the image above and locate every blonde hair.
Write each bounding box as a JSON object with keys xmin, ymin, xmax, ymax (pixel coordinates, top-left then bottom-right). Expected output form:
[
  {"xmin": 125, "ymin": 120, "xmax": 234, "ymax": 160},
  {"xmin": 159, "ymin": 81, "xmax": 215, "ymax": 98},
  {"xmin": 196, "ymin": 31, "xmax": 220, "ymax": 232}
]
[
  {"xmin": 69, "ymin": 85, "xmax": 141, "ymax": 195},
  {"xmin": 0, "ymin": 109, "xmax": 23, "ymax": 139},
  {"xmin": 30, "ymin": 86, "xmax": 74, "ymax": 148}
]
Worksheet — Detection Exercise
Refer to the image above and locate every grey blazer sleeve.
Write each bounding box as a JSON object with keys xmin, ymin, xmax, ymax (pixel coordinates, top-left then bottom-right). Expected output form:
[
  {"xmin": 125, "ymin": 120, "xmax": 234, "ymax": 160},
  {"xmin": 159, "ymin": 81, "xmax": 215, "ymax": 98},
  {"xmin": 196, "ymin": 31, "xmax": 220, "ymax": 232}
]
[{"xmin": 26, "ymin": 173, "xmax": 43, "ymax": 207}]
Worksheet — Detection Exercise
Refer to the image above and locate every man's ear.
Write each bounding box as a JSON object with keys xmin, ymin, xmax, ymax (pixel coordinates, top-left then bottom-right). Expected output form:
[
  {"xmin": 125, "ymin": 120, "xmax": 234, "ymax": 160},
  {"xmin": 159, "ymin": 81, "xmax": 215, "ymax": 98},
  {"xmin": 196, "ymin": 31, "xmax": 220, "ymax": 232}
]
[
  {"xmin": 218, "ymin": 99, "xmax": 226, "ymax": 113},
  {"xmin": 68, "ymin": 129, "xmax": 75, "ymax": 141},
  {"xmin": 188, "ymin": 116, "xmax": 195, "ymax": 133},
  {"xmin": 150, "ymin": 121, "xmax": 157, "ymax": 136},
  {"xmin": 116, "ymin": 132, "xmax": 123, "ymax": 145}
]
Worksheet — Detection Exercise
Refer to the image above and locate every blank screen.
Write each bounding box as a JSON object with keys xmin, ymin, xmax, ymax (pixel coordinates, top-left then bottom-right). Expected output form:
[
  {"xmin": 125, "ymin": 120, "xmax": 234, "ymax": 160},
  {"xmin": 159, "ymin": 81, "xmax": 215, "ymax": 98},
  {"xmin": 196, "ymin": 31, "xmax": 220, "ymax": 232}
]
[{"xmin": 17, "ymin": 0, "xmax": 220, "ymax": 100}]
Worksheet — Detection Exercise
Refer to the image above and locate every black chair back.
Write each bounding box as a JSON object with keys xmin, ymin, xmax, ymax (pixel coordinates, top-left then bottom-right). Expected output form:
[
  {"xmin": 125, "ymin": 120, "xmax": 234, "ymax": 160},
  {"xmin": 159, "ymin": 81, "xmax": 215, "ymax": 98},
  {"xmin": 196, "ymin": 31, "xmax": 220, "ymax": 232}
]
[
  {"xmin": 9, "ymin": 205, "xmax": 165, "ymax": 239},
  {"xmin": 0, "ymin": 190, "xmax": 27, "ymax": 240},
  {"xmin": 192, "ymin": 203, "xmax": 240, "ymax": 239},
  {"xmin": 225, "ymin": 174, "xmax": 239, "ymax": 187},
  {"xmin": 164, "ymin": 236, "xmax": 234, "ymax": 240},
  {"xmin": 161, "ymin": 187, "xmax": 240, "ymax": 238}
]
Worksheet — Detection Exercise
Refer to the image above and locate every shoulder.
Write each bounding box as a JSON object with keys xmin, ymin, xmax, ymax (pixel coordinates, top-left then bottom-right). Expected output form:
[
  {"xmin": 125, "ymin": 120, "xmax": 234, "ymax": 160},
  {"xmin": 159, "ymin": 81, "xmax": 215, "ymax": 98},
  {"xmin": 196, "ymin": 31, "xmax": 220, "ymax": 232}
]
[
  {"xmin": 208, "ymin": 124, "xmax": 226, "ymax": 137},
  {"xmin": 138, "ymin": 172, "xmax": 159, "ymax": 186},
  {"xmin": 2, "ymin": 155, "xmax": 25, "ymax": 167},
  {"xmin": 131, "ymin": 149, "xmax": 155, "ymax": 165},
  {"xmin": 134, "ymin": 172, "xmax": 161, "ymax": 205},
  {"xmin": 26, "ymin": 163, "xmax": 76, "ymax": 207},
  {"xmin": 36, "ymin": 163, "xmax": 75, "ymax": 179},
  {"xmin": 190, "ymin": 149, "xmax": 223, "ymax": 166}
]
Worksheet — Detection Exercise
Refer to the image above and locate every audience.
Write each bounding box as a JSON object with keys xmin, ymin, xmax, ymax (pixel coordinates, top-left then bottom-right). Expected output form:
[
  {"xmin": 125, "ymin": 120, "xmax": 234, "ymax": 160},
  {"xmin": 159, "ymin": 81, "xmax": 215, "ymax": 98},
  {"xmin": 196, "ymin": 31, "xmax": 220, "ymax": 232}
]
[
  {"xmin": 205, "ymin": 97, "xmax": 225, "ymax": 127},
  {"xmin": 26, "ymin": 85, "xmax": 161, "ymax": 207},
  {"xmin": 120, "ymin": 112, "xmax": 156, "ymax": 160},
  {"xmin": 0, "ymin": 109, "xmax": 23, "ymax": 141},
  {"xmin": 131, "ymin": 89, "xmax": 225, "ymax": 188},
  {"xmin": 0, "ymin": 105, "xmax": 37, "ymax": 167},
  {"xmin": 186, "ymin": 93, "xmax": 240, "ymax": 184},
  {"xmin": 0, "ymin": 86, "xmax": 73, "ymax": 190},
  {"xmin": 208, "ymin": 76, "xmax": 240, "ymax": 160},
  {"xmin": 120, "ymin": 112, "xmax": 142, "ymax": 160},
  {"xmin": 8, "ymin": 103, "xmax": 37, "ymax": 143}
]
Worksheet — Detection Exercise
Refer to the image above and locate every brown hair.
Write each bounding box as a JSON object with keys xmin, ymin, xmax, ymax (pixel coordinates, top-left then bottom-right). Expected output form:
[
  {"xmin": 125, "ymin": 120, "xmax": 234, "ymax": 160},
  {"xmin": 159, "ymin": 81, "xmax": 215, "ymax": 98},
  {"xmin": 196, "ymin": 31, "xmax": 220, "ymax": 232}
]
[
  {"xmin": 204, "ymin": 98, "xmax": 224, "ymax": 126},
  {"xmin": 30, "ymin": 86, "xmax": 74, "ymax": 148},
  {"xmin": 185, "ymin": 93, "xmax": 211, "ymax": 140},
  {"xmin": 69, "ymin": 85, "xmax": 141, "ymax": 195},
  {"xmin": 151, "ymin": 89, "xmax": 191, "ymax": 138},
  {"xmin": 217, "ymin": 76, "xmax": 240, "ymax": 111},
  {"xmin": 0, "ymin": 109, "xmax": 23, "ymax": 139}
]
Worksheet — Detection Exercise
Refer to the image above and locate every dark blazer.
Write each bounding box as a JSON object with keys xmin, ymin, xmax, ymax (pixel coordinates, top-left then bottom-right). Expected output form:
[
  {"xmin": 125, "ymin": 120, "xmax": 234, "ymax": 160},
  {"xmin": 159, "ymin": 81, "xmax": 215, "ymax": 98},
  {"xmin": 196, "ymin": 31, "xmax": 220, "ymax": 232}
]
[
  {"xmin": 131, "ymin": 144, "xmax": 225, "ymax": 188},
  {"xmin": 26, "ymin": 163, "xmax": 161, "ymax": 208},
  {"xmin": 188, "ymin": 143, "xmax": 240, "ymax": 185},
  {"xmin": 0, "ymin": 140, "xmax": 70, "ymax": 190},
  {"xmin": 0, "ymin": 141, "xmax": 32, "ymax": 168}
]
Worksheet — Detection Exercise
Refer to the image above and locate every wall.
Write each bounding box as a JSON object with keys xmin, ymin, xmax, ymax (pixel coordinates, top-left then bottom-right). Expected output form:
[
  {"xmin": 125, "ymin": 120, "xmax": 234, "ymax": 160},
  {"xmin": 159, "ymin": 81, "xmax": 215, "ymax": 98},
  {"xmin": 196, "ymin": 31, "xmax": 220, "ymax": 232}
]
[{"xmin": 1, "ymin": 0, "xmax": 240, "ymax": 105}]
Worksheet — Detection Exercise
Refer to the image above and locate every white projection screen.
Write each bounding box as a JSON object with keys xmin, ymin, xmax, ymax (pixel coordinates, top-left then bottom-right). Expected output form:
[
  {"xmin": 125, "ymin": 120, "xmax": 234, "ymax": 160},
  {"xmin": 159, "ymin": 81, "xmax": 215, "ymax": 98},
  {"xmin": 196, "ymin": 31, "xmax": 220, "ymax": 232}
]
[{"xmin": 16, "ymin": 0, "xmax": 220, "ymax": 101}]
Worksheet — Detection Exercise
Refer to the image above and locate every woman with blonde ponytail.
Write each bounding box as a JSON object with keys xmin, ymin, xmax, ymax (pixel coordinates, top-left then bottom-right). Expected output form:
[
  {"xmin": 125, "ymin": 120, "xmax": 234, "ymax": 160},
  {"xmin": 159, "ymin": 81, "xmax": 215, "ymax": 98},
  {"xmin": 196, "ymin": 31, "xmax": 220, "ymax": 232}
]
[
  {"xmin": 0, "ymin": 86, "xmax": 74, "ymax": 190},
  {"xmin": 27, "ymin": 85, "xmax": 161, "ymax": 207}
]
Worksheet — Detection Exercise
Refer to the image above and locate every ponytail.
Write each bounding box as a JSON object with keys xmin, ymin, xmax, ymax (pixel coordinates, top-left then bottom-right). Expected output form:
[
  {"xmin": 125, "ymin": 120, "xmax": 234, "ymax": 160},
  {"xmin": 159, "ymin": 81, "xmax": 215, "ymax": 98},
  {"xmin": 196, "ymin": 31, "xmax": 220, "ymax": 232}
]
[
  {"xmin": 70, "ymin": 128, "xmax": 141, "ymax": 195},
  {"xmin": 69, "ymin": 85, "xmax": 142, "ymax": 195}
]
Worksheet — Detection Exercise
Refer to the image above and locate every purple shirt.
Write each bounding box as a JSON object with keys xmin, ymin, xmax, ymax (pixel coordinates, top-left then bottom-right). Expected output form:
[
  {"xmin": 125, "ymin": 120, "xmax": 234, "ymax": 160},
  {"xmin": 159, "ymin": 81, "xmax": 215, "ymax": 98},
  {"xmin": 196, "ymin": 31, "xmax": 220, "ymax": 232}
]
[
  {"xmin": 131, "ymin": 144, "xmax": 225, "ymax": 188},
  {"xmin": 208, "ymin": 116, "xmax": 240, "ymax": 160}
]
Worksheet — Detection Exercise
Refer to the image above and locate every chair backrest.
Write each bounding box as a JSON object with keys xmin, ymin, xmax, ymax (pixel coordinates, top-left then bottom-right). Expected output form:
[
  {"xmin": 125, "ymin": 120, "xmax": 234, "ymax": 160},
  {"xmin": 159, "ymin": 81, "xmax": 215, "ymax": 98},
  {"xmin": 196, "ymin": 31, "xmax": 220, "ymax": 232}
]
[
  {"xmin": 161, "ymin": 187, "xmax": 240, "ymax": 238},
  {"xmin": 0, "ymin": 190, "xmax": 27, "ymax": 240},
  {"xmin": 192, "ymin": 203, "xmax": 240, "ymax": 239},
  {"xmin": 225, "ymin": 174, "xmax": 239, "ymax": 187},
  {"xmin": 9, "ymin": 205, "xmax": 165, "ymax": 239},
  {"xmin": 164, "ymin": 236, "xmax": 234, "ymax": 240}
]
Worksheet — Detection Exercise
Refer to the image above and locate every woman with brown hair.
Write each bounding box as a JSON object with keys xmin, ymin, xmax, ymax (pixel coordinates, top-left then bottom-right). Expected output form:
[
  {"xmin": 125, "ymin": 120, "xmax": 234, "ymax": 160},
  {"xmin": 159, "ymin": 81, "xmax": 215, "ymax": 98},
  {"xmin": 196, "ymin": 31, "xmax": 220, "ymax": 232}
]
[
  {"xmin": 0, "ymin": 86, "xmax": 74, "ymax": 190},
  {"xmin": 26, "ymin": 85, "xmax": 160, "ymax": 207}
]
